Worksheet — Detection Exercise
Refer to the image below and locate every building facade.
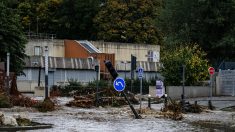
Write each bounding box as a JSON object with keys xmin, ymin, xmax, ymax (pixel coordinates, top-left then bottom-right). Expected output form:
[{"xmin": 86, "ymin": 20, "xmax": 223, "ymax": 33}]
[{"xmin": 18, "ymin": 39, "xmax": 161, "ymax": 93}]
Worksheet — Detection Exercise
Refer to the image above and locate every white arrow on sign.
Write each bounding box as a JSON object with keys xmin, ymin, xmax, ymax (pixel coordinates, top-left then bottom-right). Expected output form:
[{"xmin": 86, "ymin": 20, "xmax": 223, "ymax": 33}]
[{"xmin": 115, "ymin": 81, "xmax": 124, "ymax": 87}]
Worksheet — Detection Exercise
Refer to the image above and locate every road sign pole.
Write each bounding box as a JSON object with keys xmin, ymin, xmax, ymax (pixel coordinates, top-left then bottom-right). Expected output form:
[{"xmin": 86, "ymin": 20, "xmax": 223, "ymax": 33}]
[
  {"xmin": 122, "ymin": 91, "xmax": 141, "ymax": 119},
  {"xmin": 140, "ymin": 78, "xmax": 142, "ymax": 111},
  {"xmin": 210, "ymin": 75, "xmax": 212, "ymax": 99},
  {"xmin": 208, "ymin": 67, "xmax": 215, "ymax": 99},
  {"xmin": 208, "ymin": 67, "xmax": 215, "ymax": 109},
  {"xmin": 106, "ymin": 61, "xmax": 141, "ymax": 119},
  {"xmin": 181, "ymin": 65, "xmax": 185, "ymax": 111}
]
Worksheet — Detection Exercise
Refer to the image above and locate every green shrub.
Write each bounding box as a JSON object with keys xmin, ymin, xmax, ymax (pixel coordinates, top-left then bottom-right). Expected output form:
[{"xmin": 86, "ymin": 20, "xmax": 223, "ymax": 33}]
[
  {"xmin": 0, "ymin": 93, "xmax": 12, "ymax": 108},
  {"xmin": 59, "ymin": 79, "xmax": 83, "ymax": 96},
  {"xmin": 87, "ymin": 79, "xmax": 109, "ymax": 89},
  {"xmin": 125, "ymin": 78, "xmax": 150, "ymax": 94}
]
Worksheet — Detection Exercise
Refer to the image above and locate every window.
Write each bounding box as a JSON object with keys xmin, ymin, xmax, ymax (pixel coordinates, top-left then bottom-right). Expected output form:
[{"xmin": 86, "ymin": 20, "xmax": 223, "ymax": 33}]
[
  {"xmin": 34, "ymin": 46, "xmax": 41, "ymax": 56},
  {"xmin": 147, "ymin": 50, "xmax": 159, "ymax": 62},
  {"xmin": 147, "ymin": 50, "xmax": 153, "ymax": 62}
]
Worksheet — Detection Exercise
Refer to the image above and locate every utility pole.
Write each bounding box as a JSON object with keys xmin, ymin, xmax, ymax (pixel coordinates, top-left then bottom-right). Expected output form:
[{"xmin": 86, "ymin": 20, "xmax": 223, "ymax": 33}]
[
  {"xmin": 44, "ymin": 46, "xmax": 49, "ymax": 99},
  {"xmin": 95, "ymin": 65, "xmax": 99, "ymax": 107},
  {"xmin": 181, "ymin": 65, "xmax": 186, "ymax": 111},
  {"xmin": 6, "ymin": 53, "xmax": 10, "ymax": 95}
]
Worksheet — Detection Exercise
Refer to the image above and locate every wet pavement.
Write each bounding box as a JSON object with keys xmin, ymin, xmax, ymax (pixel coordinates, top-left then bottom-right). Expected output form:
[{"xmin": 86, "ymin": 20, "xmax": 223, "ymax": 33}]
[
  {"xmin": 187, "ymin": 96, "xmax": 235, "ymax": 110},
  {"xmin": 1, "ymin": 96, "xmax": 235, "ymax": 132}
]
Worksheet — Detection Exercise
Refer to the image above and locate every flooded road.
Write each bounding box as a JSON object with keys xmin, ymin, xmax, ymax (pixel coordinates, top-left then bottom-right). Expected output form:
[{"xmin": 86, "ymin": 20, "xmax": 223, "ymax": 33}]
[
  {"xmin": 2, "ymin": 97, "xmax": 234, "ymax": 132},
  {"xmin": 25, "ymin": 97, "xmax": 209, "ymax": 132},
  {"xmin": 28, "ymin": 107, "xmax": 206, "ymax": 132}
]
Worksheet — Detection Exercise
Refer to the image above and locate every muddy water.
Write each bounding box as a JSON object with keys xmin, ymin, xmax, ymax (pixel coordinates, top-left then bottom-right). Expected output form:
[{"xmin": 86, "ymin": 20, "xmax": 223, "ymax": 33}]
[{"xmin": 25, "ymin": 106, "xmax": 217, "ymax": 132}]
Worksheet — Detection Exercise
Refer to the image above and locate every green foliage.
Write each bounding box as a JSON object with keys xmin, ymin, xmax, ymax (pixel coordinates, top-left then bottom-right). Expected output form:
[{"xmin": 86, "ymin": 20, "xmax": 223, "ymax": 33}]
[
  {"xmin": 94, "ymin": 0, "xmax": 163, "ymax": 45},
  {"xmin": 16, "ymin": 0, "xmax": 100, "ymax": 40},
  {"xmin": 158, "ymin": 0, "xmax": 235, "ymax": 63},
  {"xmin": 161, "ymin": 44, "xmax": 209, "ymax": 86},
  {"xmin": 0, "ymin": 93, "xmax": 12, "ymax": 108},
  {"xmin": 59, "ymin": 79, "xmax": 83, "ymax": 96},
  {"xmin": 57, "ymin": 0, "xmax": 100, "ymax": 39},
  {"xmin": 0, "ymin": 2, "xmax": 27, "ymax": 75},
  {"xmin": 125, "ymin": 78, "xmax": 149, "ymax": 94},
  {"xmin": 16, "ymin": 118, "xmax": 31, "ymax": 126},
  {"xmin": 17, "ymin": 0, "xmax": 62, "ymax": 34},
  {"xmin": 87, "ymin": 79, "xmax": 109, "ymax": 89}
]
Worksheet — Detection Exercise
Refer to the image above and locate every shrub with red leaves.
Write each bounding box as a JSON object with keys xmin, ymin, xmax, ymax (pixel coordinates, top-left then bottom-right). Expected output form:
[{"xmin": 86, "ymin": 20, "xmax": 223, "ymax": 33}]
[{"xmin": 10, "ymin": 95, "xmax": 39, "ymax": 107}]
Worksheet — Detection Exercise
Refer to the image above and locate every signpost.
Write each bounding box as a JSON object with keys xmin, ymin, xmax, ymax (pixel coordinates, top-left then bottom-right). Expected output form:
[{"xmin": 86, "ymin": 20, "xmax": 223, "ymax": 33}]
[
  {"xmin": 138, "ymin": 67, "xmax": 144, "ymax": 111},
  {"xmin": 208, "ymin": 67, "xmax": 215, "ymax": 109},
  {"xmin": 106, "ymin": 60, "xmax": 140, "ymax": 119},
  {"xmin": 113, "ymin": 77, "xmax": 125, "ymax": 92},
  {"xmin": 209, "ymin": 67, "xmax": 215, "ymax": 75},
  {"xmin": 208, "ymin": 67, "xmax": 215, "ymax": 97}
]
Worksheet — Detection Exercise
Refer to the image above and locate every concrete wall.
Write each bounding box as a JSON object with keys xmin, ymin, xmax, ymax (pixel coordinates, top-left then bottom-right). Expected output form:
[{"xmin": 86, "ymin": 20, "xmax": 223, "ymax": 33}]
[
  {"xmin": 149, "ymin": 86, "xmax": 210, "ymax": 99},
  {"xmin": 25, "ymin": 39, "xmax": 64, "ymax": 57},
  {"xmin": 17, "ymin": 68, "xmax": 96, "ymax": 92},
  {"xmin": 91, "ymin": 41, "xmax": 160, "ymax": 62}
]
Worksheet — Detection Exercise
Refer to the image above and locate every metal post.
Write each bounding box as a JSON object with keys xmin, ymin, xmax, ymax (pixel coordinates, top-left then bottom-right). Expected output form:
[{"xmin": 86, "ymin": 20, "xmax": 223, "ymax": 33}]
[
  {"xmin": 6, "ymin": 53, "xmax": 10, "ymax": 94},
  {"xmin": 38, "ymin": 65, "xmax": 41, "ymax": 87},
  {"xmin": 140, "ymin": 78, "xmax": 142, "ymax": 111},
  {"xmin": 210, "ymin": 74, "xmax": 213, "ymax": 100},
  {"xmin": 131, "ymin": 71, "xmax": 133, "ymax": 92},
  {"xmin": 122, "ymin": 91, "xmax": 141, "ymax": 119},
  {"xmin": 181, "ymin": 65, "xmax": 185, "ymax": 110},
  {"xmin": 95, "ymin": 65, "xmax": 99, "ymax": 107},
  {"xmin": 233, "ymin": 80, "xmax": 235, "ymax": 96},
  {"xmin": 124, "ymin": 63, "xmax": 126, "ymax": 79},
  {"xmin": 148, "ymin": 94, "xmax": 151, "ymax": 109},
  {"xmin": 45, "ymin": 46, "xmax": 49, "ymax": 99}
]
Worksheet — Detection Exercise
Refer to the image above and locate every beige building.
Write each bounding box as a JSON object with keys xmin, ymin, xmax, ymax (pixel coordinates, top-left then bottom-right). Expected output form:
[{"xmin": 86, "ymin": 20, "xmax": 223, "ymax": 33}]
[
  {"xmin": 25, "ymin": 39, "xmax": 65, "ymax": 57},
  {"xmin": 91, "ymin": 41, "xmax": 160, "ymax": 62}
]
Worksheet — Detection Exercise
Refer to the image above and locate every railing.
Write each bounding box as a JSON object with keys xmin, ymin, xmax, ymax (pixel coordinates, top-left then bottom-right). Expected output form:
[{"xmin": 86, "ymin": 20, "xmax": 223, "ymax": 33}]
[{"xmin": 25, "ymin": 32, "xmax": 56, "ymax": 40}]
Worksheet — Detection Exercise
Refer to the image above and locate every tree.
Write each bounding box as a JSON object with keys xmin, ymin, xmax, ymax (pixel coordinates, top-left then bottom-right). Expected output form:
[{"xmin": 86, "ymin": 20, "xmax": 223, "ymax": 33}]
[
  {"xmin": 161, "ymin": 44, "xmax": 209, "ymax": 86},
  {"xmin": 0, "ymin": 2, "xmax": 27, "ymax": 74},
  {"xmin": 94, "ymin": 0, "xmax": 163, "ymax": 45},
  {"xmin": 158, "ymin": 0, "xmax": 235, "ymax": 64},
  {"xmin": 56, "ymin": 0, "xmax": 101, "ymax": 39},
  {"xmin": 17, "ymin": 0, "xmax": 62, "ymax": 35}
]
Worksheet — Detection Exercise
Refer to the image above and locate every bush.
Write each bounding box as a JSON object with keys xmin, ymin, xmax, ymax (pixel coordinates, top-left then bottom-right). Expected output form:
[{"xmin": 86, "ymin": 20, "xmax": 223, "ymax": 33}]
[
  {"xmin": 161, "ymin": 44, "xmax": 209, "ymax": 86},
  {"xmin": 125, "ymin": 78, "xmax": 150, "ymax": 94},
  {"xmin": 59, "ymin": 79, "xmax": 83, "ymax": 96},
  {"xmin": 87, "ymin": 79, "xmax": 109, "ymax": 89},
  {"xmin": 35, "ymin": 98, "xmax": 55, "ymax": 112},
  {"xmin": 0, "ymin": 93, "xmax": 12, "ymax": 108}
]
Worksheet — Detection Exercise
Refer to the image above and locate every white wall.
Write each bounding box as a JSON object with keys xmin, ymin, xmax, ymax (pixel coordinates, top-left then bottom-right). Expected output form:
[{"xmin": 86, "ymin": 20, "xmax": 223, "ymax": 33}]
[
  {"xmin": 17, "ymin": 68, "xmax": 96, "ymax": 92},
  {"xmin": 149, "ymin": 86, "xmax": 211, "ymax": 99}
]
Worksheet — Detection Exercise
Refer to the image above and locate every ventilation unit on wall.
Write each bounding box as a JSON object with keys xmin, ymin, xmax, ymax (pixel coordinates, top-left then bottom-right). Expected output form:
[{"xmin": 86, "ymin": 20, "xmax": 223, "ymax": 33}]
[{"xmin": 147, "ymin": 50, "xmax": 159, "ymax": 62}]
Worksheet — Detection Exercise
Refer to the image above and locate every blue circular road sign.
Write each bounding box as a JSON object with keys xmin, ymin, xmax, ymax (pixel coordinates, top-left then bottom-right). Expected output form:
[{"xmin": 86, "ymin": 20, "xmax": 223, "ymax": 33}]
[
  {"xmin": 138, "ymin": 67, "xmax": 144, "ymax": 79},
  {"xmin": 113, "ymin": 77, "xmax": 125, "ymax": 92}
]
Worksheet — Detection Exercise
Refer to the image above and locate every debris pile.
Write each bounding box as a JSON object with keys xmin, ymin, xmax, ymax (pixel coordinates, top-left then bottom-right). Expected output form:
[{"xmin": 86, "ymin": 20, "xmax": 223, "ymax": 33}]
[
  {"xmin": 161, "ymin": 100, "xmax": 183, "ymax": 120},
  {"xmin": 66, "ymin": 96, "xmax": 94, "ymax": 108},
  {"xmin": 35, "ymin": 98, "xmax": 56, "ymax": 112},
  {"xmin": 10, "ymin": 95, "xmax": 38, "ymax": 107},
  {"xmin": 66, "ymin": 88, "xmax": 138, "ymax": 108}
]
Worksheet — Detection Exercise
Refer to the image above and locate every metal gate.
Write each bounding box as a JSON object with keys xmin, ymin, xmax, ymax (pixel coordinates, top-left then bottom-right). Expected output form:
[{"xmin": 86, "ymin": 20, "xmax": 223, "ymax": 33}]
[{"xmin": 218, "ymin": 70, "xmax": 235, "ymax": 96}]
